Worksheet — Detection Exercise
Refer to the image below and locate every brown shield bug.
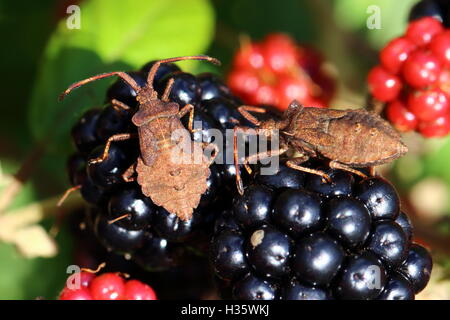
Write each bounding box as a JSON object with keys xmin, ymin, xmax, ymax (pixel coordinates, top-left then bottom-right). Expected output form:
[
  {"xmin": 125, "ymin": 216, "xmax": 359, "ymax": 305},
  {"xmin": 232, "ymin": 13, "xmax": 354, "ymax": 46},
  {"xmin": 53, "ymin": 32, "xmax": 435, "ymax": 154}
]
[
  {"xmin": 233, "ymin": 100, "xmax": 408, "ymax": 194},
  {"xmin": 59, "ymin": 56, "xmax": 220, "ymax": 220}
]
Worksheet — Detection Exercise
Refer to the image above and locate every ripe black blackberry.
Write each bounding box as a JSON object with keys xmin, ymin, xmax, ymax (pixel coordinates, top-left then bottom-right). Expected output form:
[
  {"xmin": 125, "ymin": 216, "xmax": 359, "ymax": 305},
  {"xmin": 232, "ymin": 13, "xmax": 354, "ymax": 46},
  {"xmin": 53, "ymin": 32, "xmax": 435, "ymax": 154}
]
[
  {"xmin": 409, "ymin": 0, "xmax": 450, "ymax": 27},
  {"xmin": 210, "ymin": 162, "xmax": 432, "ymax": 300},
  {"xmin": 65, "ymin": 59, "xmax": 250, "ymax": 272}
]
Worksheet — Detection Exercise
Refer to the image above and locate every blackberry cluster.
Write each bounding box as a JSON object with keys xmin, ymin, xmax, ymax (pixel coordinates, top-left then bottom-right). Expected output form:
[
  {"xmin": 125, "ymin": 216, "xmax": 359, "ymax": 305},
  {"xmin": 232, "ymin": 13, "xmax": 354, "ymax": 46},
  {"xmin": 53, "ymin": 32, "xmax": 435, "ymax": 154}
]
[
  {"xmin": 409, "ymin": 0, "xmax": 450, "ymax": 27},
  {"xmin": 210, "ymin": 162, "xmax": 432, "ymax": 300},
  {"xmin": 368, "ymin": 14, "xmax": 450, "ymax": 138},
  {"xmin": 227, "ymin": 33, "xmax": 335, "ymax": 111},
  {"xmin": 66, "ymin": 59, "xmax": 255, "ymax": 271}
]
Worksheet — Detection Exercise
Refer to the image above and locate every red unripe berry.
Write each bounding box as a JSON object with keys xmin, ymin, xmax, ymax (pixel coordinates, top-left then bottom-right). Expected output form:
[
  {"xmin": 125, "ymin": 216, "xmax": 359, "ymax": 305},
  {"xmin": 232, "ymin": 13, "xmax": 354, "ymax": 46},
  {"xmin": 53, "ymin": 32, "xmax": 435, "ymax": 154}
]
[
  {"xmin": 408, "ymin": 88, "xmax": 449, "ymax": 121},
  {"xmin": 59, "ymin": 286, "xmax": 93, "ymax": 300},
  {"xmin": 430, "ymin": 30, "xmax": 450, "ymax": 66},
  {"xmin": 380, "ymin": 36, "xmax": 416, "ymax": 74},
  {"xmin": 386, "ymin": 99, "xmax": 418, "ymax": 131},
  {"xmin": 406, "ymin": 17, "xmax": 444, "ymax": 46},
  {"xmin": 78, "ymin": 272, "xmax": 95, "ymax": 287},
  {"xmin": 63, "ymin": 272, "xmax": 95, "ymax": 293},
  {"xmin": 297, "ymin": 46, "xmax": 324, "ymax": 75},
  {"xmin": 252, "ymin": 83, "xmax": 279, "ymax": 106},
  {"xmin": 124, "ymin": 280, "xmax": 157, "ymax": 300},
  {"xmin": 227, "ymin": 69, "xmax": 260, "ymax": 99},
  {"xmin": 418, "ymin": 114, "xmax": 450, "ymax": 137},
  {"xmin": 276, "ymin": 75, "xmax": 312, "ymax": 110},
  {"xmin": 233, "ymin": 43, "xmax": 264, "ymax": 70},
  {"xmin": 368, "ymin": 66, "xmax": 402, "ymax": 102},
  {"xmin": 90, "ymin": 273, "xmax": 125, "ymax": 300},
  {"xmin": 262, "ymin": 33, "xmax": 299, "ymax": 73},
  {"xmin": 402, "ymin": 50, "xmax": 441, "ymax": 88}
]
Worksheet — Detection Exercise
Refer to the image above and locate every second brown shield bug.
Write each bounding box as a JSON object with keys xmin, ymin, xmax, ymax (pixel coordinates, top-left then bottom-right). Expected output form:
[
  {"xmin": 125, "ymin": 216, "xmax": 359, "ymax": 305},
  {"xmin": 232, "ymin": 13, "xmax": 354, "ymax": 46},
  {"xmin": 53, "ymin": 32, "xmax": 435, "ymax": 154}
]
[{"xmin": 232, "ymin": 100, "xmax": 408, "ymax": 194}]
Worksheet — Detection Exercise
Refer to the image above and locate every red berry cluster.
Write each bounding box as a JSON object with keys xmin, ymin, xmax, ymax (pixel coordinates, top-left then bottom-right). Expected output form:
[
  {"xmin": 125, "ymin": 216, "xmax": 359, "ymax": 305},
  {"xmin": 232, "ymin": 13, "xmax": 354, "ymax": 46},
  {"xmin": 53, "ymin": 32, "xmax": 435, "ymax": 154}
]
[
  {"xmin": 227, "ymin": 33, "xmax": 335, "ymax": 111},
  {"xmin": 59, "ymin": 272, "xmax": 157, "ymax": 300},
  {"xmin": 368, "ymin": 17, "xmax": 450, "ymax": 138}
]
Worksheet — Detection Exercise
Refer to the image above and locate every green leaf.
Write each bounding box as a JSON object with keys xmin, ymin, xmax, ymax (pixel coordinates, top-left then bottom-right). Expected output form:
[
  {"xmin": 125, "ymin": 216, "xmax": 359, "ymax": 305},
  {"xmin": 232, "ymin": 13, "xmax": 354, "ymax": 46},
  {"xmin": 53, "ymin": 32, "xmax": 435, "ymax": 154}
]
[
  {"xmin": 333, "ymin": 0, "xmax": 417, "ymax": 48},
  {"xmin": 422, "ymin": 137, "xmax": 450, "ymax": 182},
  {"xmin": 0, "ymin": 1, "xmax": 58, "ymax": 149},
  {"xmin": 0, "ymin": 225, "xmax": 73, "ymax": 299},
  {"xmin": 27, "ymin": 0, "xmax": 215, "ymax": 184}
]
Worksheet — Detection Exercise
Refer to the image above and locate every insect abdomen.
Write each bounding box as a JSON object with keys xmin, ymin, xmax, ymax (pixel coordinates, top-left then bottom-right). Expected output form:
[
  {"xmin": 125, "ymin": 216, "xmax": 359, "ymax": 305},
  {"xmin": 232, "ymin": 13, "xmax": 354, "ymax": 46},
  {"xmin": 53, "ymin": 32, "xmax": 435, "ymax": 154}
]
[{"xmin": 320, "ymin": 110, "xmax": 408, "ymax": 166}]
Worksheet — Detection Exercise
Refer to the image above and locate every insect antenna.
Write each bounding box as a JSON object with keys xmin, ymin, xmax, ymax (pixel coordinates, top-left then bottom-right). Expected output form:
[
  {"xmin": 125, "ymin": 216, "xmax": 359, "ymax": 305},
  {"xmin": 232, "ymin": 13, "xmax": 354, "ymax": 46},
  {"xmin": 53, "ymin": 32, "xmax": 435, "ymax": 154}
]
[
  {"xmin": 146, "ymin": 55, "xmax": 221, "ymax": 90},
  {"xmin": 59, "ymin": 71, "xmax": 141, "ymax": 101}
]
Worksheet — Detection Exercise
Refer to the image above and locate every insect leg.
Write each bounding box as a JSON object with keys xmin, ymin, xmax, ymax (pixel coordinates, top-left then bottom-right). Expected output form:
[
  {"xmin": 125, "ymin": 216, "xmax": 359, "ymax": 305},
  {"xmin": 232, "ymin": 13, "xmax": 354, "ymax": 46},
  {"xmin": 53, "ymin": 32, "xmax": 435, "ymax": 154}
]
[
  {"xmin": 329, "ymin": 161, "xmax": 368, "ymax": 179},
  {"xmin": 111, "ymin": 99, "xmax": 132, "ymax": 112},
  {"xmin": 237, "ymin": 105, "xmax": 267, "ymax": 126},
  {"xmin": 242, "ymin": 146, "xmax": 289, "ymax": 175},
  {"xmin": 89, "ymin": 133, "xmax": 137, "ymax": 165},
  {"xmin": 287, "ymin": 156, "xmax": 332, "ymax": 183},
  {"xmin": 233, "ymin": 126, "xmax": 276, "ymax": 195},
  {"xmin": 122, "ymin": 162, "xmax": 137, "ymax": 182},
  {"xmin": 234, "ymin": 126, "xmax": 250, "ymax": 195},
  {"xmin": 161, "ymin": 78, "xmax": 175, "ymax": 102},
  {"xmin": 178, "ymin": 104, "xmax": 197, "ymax": 133},
  {"xmin": 57, "ymin": 185, "xmax": 81, "ymax": 207},
  {"xmin": 202, "ymin": 142, "xmax": 220, "ymax": 165},
  {"xmin": 369, "ymin": 166, "xmax": 376, "ymax": 176}
]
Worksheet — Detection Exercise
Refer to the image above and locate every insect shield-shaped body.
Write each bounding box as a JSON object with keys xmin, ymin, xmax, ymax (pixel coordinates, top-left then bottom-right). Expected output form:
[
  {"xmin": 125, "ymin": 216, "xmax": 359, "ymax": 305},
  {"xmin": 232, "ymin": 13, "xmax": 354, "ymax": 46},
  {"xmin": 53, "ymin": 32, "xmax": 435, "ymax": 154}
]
[
  {"xmin": 60, "ymin": 56, "xmax": 220, "ymax": 221},
  {"xmin": 282, "ymin": 102, "xmax": 409, "ymax": 167},
  {"xmin": 132, "ymin": 89, "xmax": 215, "ymax": 221},
  {"xmin": 234, "ymin": 101, "xmax": 408, "ymax": 194}
]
